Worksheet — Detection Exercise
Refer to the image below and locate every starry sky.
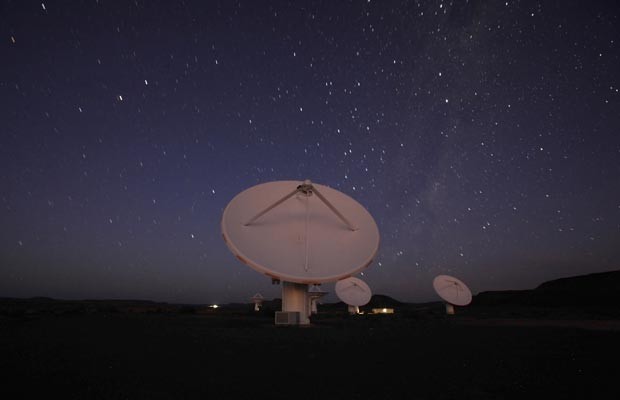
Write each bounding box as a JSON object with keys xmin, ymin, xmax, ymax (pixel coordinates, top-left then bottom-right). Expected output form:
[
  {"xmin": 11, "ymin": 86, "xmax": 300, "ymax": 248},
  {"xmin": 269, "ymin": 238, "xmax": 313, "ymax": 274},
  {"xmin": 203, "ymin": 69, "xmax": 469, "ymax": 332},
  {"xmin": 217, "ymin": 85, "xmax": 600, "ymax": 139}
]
[{"xmin": 2, "ymin": 0, "xmax": 619, "ymax": 305}]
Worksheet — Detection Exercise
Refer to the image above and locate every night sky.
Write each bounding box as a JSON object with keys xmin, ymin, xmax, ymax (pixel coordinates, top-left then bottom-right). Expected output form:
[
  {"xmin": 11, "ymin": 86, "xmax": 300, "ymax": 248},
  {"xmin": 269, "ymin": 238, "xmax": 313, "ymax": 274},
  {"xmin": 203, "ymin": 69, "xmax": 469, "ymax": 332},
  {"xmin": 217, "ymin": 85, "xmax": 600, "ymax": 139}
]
[{"xmin": 2, "ymin": 1, "xmax": 619, "ymax": 305}]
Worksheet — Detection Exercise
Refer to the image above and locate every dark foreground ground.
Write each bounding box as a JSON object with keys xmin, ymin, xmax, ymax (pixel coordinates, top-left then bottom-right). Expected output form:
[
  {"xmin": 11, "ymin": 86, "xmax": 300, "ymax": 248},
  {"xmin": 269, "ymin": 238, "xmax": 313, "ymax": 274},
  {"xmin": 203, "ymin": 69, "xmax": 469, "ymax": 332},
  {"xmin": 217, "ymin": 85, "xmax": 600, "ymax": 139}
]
[{"xmin": 2, "ymin": 302, "xmax": 619, "ymax": 400}]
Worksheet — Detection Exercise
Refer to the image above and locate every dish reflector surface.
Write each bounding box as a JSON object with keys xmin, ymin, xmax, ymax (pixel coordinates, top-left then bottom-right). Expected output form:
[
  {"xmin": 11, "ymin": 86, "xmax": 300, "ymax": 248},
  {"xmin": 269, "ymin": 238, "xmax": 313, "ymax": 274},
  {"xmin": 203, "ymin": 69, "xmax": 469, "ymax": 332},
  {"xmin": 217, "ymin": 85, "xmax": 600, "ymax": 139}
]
[
  {"xmin": 221, "ymin": 180, "xmax": 379, "ymax": 284},
  {"xmin": 432, "ymin": 275, "xmax": 472, "ymax": 306},
  {"xmin": 335, "ymin": 277, "xmax": 372, "ymax": 306}
]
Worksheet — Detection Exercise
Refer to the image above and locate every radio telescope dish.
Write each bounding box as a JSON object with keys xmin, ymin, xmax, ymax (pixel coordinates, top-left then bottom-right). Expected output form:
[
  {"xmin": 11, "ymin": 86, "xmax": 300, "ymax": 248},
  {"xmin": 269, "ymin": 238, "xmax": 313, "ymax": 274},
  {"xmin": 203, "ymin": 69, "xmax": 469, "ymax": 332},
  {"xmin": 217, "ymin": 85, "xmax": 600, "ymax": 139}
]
[
  {"xmin": 433, "ymin": 275, "xmax": 472, "ymax": 314},
  {"xmin": 336, "ymin": 277, "xmax": 372, "ymax": 314},
  {"xmin": 222, "ymin": 180, "xmax": 379, "ymax": 284},
  {"xmin": 222, "ymin": 179, "xmax": 380, "ymax": 324},
  {"xmin": 308, "ymin": 284, "xmax": 328, "ymax": 314},
  {"xmin": 251, "ymin": 293, "xmax": 264, "ymax": 312}
]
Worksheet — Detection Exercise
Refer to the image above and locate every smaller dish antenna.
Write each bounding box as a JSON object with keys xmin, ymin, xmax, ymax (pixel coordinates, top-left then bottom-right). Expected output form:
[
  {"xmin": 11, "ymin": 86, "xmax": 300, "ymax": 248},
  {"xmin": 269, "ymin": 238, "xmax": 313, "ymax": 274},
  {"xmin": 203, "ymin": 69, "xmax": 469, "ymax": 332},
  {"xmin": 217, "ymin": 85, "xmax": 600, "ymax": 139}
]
[
  {"xmin": 251, "ymin": 293, "xmax": 264, "ymax": 312},
  {"xmin": 432, "ymin": 274, "xmax": 472, "ymax": 315},
  {"xmin": 308, "ymin": 284, "xmax": 328, "ymax": 314},
  {"xmin": 335, "ymin": 277, "xmax": 372, "ymax": 314}
]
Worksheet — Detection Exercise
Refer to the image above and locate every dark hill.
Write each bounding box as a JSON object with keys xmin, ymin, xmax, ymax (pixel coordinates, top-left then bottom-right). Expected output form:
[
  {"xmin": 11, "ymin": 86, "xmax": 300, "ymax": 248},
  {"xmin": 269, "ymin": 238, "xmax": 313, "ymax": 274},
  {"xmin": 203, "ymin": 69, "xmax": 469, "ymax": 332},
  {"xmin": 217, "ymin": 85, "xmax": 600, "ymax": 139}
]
[
  {"xmin": 320, "ymin": 294, "xmax": 402, "ymax": 312},
  {"xmin": 536, "ymin": 269, "xmax": 620, "ymax": 293},
  {"xmin": 365, "ymin": 294, "xmax": 403, "ymax": 308},
  {"xmin": 473, "ymin": 269, "xmax": 620, "ymax": 308}
]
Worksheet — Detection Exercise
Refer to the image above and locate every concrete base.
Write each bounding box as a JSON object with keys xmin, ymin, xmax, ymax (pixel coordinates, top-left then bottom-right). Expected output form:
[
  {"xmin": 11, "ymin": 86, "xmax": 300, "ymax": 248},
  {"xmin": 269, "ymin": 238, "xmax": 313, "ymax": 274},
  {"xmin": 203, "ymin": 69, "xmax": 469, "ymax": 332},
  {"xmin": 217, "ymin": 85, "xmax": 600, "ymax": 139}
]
[{"xmin": 281, "ymin": 281, "xmax": 310, "ymax": 325}]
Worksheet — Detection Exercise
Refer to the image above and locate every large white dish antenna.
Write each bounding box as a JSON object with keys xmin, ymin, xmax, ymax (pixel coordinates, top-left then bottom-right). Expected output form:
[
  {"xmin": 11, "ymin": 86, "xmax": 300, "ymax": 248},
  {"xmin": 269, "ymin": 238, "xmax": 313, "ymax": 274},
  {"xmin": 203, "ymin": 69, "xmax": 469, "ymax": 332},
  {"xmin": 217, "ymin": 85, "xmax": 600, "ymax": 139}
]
[
  {"xmin": 221, "ymin": 180, "xmax": 380, "ymax": 284},
  {"xmin": 335, "ymin": 277, "xmax": 372, "ymax": 306},
  {"xmin": 433, "ymin": 275, "xmax": 472, "ymax": 306}
]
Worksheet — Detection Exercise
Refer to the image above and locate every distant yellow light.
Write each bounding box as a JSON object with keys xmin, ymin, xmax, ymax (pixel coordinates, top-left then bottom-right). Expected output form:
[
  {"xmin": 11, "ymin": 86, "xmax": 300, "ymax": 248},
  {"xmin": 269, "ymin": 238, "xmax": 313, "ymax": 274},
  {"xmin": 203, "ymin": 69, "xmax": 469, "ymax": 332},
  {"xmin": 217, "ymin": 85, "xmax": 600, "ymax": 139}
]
[
  {"xmin": 371, "ymin": 308, "xmax": 394, "ymax": 314},
  {"xmin": 209, "ymin": 304, "xmax": 219, "ymax": 309}
]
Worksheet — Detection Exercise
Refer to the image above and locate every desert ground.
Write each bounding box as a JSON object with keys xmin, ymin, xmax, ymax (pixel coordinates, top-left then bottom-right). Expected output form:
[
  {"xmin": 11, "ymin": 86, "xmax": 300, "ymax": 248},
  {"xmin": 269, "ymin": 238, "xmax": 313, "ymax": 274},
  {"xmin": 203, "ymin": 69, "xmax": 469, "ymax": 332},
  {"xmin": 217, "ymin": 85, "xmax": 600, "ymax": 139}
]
[{"xmin": 1, "ymin": 297, "xmax": 618, "ymax": 400}]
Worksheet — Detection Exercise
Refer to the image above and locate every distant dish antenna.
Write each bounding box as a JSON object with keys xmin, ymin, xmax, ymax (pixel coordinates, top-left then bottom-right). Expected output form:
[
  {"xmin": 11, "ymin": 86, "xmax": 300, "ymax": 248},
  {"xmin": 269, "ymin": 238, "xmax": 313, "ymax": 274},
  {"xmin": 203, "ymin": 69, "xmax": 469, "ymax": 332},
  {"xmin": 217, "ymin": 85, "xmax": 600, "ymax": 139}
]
[
  {"xmin": 432, "ymin": 274, "xmax": 472, "ymax": 315},
  {"xmin": 251, "ymin": 293, "xmax": 264, "ymax": 312},
  {"xmin": 335, "ymin": 276, "xmax": 372, "ymax": 315},
  {"xmin": 308, "ymin": 284, "xmax": 328, "ymax": 315},
  {"xmin": 222, "ymin": 180, "xmax": 380, "ymax": 325}
]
